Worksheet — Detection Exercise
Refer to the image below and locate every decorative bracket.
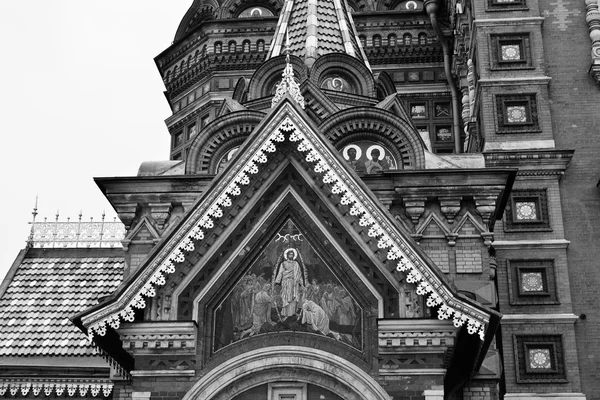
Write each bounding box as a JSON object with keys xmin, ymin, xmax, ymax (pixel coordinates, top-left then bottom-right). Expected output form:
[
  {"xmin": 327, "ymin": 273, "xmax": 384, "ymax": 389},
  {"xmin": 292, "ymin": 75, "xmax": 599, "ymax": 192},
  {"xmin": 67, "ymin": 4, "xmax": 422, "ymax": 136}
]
[
  {"xmin": 401, "ymin": 197, "xmax": 427, "ymax": 225},
  {"xmin": 439, "ymin": 197, "xmax": 462, "ymax": 224}
]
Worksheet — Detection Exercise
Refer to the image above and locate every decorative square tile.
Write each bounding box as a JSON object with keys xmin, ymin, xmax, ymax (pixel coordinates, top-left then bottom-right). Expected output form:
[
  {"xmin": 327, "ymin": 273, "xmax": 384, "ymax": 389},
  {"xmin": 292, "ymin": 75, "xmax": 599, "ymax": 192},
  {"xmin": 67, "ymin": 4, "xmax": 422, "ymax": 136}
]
[
  {"xmin": 506, "ymin": 105, "xmax": 528, "ymax": 123},
  {"xmin": 528, "ymin": 348, "xmax": 552, "ymax": 369},
  {"xmin": 501, "ymin": 44, "xmax": 521, "ymax": 61},
  {"xmin": 521, "ymin": 271, "xmax": 544, "ymax": 292},
  {"xmin": 515, "ymin": 201, "xmax": 537, "ymax": 220}
]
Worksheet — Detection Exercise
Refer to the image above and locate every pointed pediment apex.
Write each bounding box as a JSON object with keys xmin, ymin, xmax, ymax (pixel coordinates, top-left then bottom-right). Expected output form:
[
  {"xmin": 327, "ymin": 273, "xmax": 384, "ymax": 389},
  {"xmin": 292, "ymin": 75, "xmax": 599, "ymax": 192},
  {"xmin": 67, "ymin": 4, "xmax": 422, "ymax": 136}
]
[
  {"xmin": 416, "ymin": 213, "xmax": 452, "ymax": 237},
  {"xmin": 375, "ymin": 94, "xmax": 413, "ymax": 124},
  {"xmin": 76, "ymin": 100, "xmax": 498, "ymax": 347},
  {"xmin": 217, "ymin": 98, "xmax": 247, "ymax": 117},
  {"xmin": 123, "ymin": 216, "xmax": 161, "ymax": 245},
  {"xmin": 299, "ymin": 81, "xmax": 340, "ymax": 123},
  {"xmin": 452, "ymin": 212, "xmax": 487, "ymax": 236}
]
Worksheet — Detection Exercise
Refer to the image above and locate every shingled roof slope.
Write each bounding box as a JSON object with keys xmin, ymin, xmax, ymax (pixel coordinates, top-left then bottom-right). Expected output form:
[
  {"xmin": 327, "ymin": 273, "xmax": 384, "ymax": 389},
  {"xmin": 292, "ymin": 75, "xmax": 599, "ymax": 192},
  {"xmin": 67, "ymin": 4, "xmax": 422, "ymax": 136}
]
[{"xmin": 0, "ymin": 255, "xmax": 123, "ymax": 357}]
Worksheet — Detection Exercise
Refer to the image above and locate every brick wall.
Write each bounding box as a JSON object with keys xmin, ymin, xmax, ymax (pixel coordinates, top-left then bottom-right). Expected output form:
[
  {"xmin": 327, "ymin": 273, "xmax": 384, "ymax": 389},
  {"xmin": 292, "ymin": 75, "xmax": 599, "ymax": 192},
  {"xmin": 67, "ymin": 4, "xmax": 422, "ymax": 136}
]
[{"xmin": 539, "ymin": 0, "xmax": 600, "ymax": 397}]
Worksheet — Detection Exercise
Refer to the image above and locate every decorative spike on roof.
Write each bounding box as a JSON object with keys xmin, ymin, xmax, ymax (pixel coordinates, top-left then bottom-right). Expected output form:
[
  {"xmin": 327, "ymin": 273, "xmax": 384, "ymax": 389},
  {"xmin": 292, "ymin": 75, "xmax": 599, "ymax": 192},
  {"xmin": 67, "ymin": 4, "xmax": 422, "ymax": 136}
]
[
  {"xmin": 272, "ymin": 34, "xmax": 306, "ymax": 109},
  {"xmin": 268, "ymin": 0, "xmax": 370, "ymax": 69}
]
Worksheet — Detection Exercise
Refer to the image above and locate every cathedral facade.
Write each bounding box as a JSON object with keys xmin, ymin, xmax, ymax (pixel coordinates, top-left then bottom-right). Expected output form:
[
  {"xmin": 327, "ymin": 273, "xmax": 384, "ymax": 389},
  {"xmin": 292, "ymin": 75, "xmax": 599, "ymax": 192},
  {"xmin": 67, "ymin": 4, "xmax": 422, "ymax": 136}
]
[{"xmin": 1, "ymin": 0, "xmax": 599, "ymax": 399}]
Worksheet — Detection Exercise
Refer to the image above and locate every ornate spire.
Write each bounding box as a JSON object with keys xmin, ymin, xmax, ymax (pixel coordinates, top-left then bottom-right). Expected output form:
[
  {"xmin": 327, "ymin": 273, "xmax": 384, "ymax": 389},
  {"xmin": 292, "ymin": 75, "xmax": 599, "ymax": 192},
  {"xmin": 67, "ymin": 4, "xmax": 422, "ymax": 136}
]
[
  {"xmin": 267, "ymin": 0, "xmax": 369, "ymax": 70},
  {"xmin": 271, "ymin": 31, "xmax": 306, "ymax": 109}
]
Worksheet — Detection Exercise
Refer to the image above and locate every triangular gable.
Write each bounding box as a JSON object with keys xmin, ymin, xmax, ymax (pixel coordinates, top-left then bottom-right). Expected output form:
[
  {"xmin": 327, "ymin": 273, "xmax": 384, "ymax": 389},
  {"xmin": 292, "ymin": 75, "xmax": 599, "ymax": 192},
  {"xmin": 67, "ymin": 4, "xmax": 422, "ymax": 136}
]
[
  {"xmin": 217, "ymin": 98, "xmax": 247, "ymax": 118},
  {"xmin": 452, "ymin": 212, "xmax": 487, "ymax": 237},
  {"xmin": 123, "ymin": 217, "xmax": 161, "ymax": 245},
  {"xmin": 78, "ymin": 97, "xmax": 495, "ymax": 342},
  {"xmin": 416, "ymin": 213, "xmax": 451, "ymax": 238}
]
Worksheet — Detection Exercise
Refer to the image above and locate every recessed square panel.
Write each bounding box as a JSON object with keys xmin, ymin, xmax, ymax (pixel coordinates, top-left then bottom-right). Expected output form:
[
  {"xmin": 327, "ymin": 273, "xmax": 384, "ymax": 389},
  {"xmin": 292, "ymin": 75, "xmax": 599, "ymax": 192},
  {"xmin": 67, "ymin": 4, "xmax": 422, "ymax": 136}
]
[
  {"xmin": 410, "ymin": 103, "xmax": 427, "ymax": 118},
  {"xmin": 434, "ymin": 102, "xmax": 451, "ymax": 118},
  {"xmin": 188, "ymin": 123, "xmax": 197, "ymax": 139},
  {"xmin": 528, "ymin": 348, "xmax": 552, "ymax": 370},
  {"xmin": 515, "ymin": 201, "xmax": 537, "ymax": 220},
  {"xmin": 435, "ymin": 126, "xmax": 453, "ymax": 142},
  {"xmin": 501, "ymin": 44, "xmax": 521, "ymax": 61},
  {"xmin": 407, "ymin": 71, "xmax": 420, "ymax": 82}
]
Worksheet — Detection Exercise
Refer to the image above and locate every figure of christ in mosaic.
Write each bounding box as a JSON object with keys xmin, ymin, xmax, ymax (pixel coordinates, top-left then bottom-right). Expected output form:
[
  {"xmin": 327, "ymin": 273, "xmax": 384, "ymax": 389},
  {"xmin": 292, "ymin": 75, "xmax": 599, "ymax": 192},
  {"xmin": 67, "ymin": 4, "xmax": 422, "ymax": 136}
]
[
  {"xmin": 213, "ymin": 221, "xmax": 362, "ymax": 350},
  {"xmin": 274, "ymin": 249, "xmax": 304, "ymax": 317}
]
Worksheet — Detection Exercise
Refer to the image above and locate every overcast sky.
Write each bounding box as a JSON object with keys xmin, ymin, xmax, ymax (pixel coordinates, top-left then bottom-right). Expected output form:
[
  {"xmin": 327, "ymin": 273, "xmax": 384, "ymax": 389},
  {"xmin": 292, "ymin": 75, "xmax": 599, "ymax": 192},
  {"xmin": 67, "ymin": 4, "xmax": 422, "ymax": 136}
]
[{"xmin": 0, "ymin": 1, "xmax": 191, "ymax": 280}]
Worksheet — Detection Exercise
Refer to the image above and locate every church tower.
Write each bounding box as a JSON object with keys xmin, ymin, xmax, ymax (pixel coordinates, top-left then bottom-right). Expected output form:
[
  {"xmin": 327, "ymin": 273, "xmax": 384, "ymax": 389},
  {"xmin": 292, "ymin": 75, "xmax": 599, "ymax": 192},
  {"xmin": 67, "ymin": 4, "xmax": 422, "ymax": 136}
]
[{"xmin": 1, "ymin": 1, "xmax": 599, "ymax": 399}]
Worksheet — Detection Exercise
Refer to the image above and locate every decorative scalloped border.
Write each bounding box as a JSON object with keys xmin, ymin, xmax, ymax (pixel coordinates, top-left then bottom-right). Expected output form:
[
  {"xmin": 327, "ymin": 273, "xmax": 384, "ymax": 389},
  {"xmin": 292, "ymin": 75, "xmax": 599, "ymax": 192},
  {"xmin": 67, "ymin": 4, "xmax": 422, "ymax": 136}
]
[
  {"xmin": 0, "ymin": 381, "xmax": 113, "ymax": 398},
  {"xmin": 86, "ymin": 115, "xmax": 488, "ymax": 341}
]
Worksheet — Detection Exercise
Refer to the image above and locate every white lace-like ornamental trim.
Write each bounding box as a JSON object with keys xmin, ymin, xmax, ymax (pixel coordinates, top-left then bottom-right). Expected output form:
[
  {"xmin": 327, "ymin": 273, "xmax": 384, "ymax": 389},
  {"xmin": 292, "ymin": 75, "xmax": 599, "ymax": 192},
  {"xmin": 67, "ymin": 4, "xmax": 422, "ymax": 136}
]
[
  {"xmin": 0, "ymin": 381, "xmax": 113, "ymax": 398},
  {"xmin": 87, "ymin": 117, "xmax": 487, "ymax": 341},
  {"xmin": 271, "ymin": 57, "xmax": 305, "ymax": 109}
]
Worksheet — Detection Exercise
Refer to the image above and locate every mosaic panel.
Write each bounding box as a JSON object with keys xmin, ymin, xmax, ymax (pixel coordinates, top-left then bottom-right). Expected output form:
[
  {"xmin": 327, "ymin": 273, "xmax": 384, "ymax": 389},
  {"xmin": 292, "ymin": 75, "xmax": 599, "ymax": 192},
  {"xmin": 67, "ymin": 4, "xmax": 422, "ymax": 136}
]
[
  {"xmin": 340, "ymin": 141, "xmax": 399, "ymax": 173},
  {"xmin": 214, "ymin": 220, "xmax": 362, "ymax": 351}
]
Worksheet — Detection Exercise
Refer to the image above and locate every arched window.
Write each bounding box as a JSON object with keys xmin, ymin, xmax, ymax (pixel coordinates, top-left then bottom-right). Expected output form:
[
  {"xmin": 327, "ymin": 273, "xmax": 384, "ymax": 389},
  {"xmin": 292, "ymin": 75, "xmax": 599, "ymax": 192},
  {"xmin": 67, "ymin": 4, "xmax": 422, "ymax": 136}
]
[
  {"xmin": 388, "ymin": 34, "xmax": 397, "ymax": 47},
  {"xmin": 228, "ymin": 41, "xmax": 237, "ymax": 53},
  {"xmin": 180, "ymin": 60, "xmax": 186, "ymax": 71},
  {"xmin": 194, "ymin": 50, "xmax": 200, "ymax": 63},
  {"xmin": 164, "ymin": 71, "xmax": 171, "ymax": 83},
  {"xmin": 257, "ymin": 40, "xmax": 265, "ymax": 52},
  {"xmin": 418, "ymin": 33, "xmax": 427, "ymax": 45},
  {"xmin": 242, "ymin": 40, "xmax": 251, "ymax": 53},
  {"xmin": 359, "ymin": 35, "xmax": 366, "ymax": 48},
  {"xmin": 214, "ymin": 42, "xmax": 222, "ymax": 54},
  {"xmin": 373, "ymin": 35, "xmax": 382, "ymax": 48},
  {"xmin": 173, "ymin": 65, "xmax": 179, "ymax": 77},
  {"xmin": 403, "ymin": 33, "xmax": 412, "ymax": 46},
  {"xmin": 187, "ymin": 55, "xmax": 193, "ymax": 67}
]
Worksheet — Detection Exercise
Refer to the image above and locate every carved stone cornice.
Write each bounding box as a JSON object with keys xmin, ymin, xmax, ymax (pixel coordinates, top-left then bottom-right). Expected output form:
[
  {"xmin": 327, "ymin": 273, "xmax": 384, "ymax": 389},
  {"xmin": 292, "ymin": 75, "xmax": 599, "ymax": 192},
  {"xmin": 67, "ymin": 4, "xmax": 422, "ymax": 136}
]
[
  {"xmin": 378, "ymin": 320, "xmax": 456, "ymax": 353},
  {"xmin": 483, "ymin": 149, "xmax": 574, "ymax": 179},
  {"xmin": 118, "ymin": 321, "xmax": 197, "ymax": 355}
]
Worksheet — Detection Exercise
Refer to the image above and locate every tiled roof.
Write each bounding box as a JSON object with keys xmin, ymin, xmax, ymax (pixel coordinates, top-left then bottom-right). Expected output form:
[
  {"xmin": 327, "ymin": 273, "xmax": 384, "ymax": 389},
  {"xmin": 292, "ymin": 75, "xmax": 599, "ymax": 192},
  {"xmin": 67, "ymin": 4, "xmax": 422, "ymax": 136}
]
[
  {"xmin": 0, "ymin": 257, "xmax": 123, "ymax": 357},
  {"xmin": 316, "ymin": 0, "xmax": 346, "ymax": 56}
]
